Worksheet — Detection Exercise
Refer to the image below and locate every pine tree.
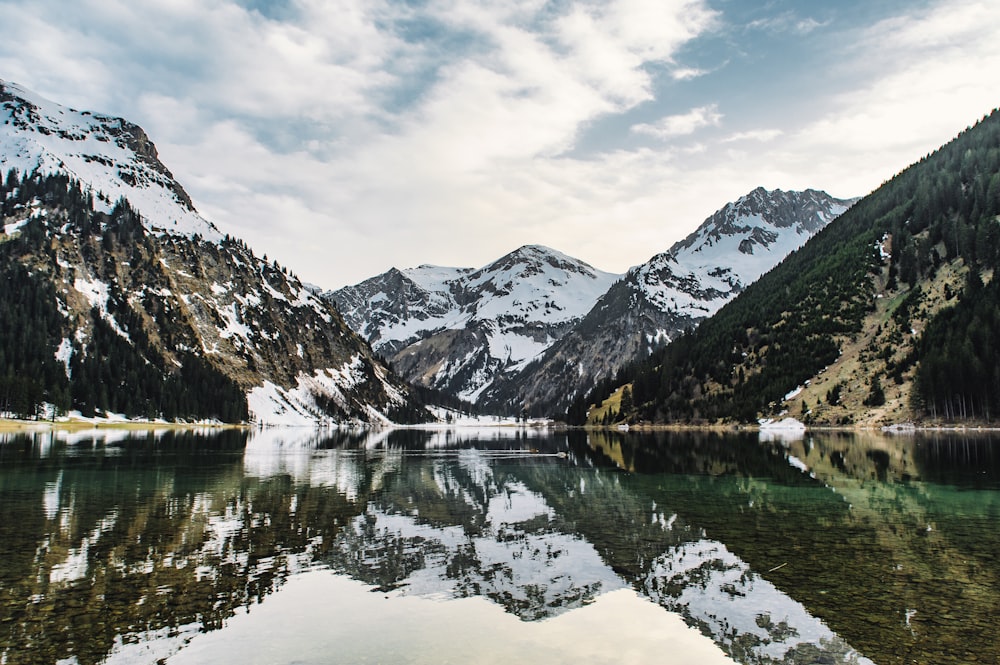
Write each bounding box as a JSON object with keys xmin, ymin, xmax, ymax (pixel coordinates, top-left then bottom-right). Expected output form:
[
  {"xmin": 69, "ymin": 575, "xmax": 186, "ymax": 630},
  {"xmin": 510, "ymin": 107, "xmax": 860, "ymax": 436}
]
[{"xmin": 863, "ymin": 375, "xmax": 886, "ymax": 407}]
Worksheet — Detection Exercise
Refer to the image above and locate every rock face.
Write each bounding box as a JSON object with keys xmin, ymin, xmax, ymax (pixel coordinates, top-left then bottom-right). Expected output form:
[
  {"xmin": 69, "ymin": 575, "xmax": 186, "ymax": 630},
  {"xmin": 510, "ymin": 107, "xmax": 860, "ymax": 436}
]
[
  {"xmin": 484, "ymin": 188, "xmax": 857, "ymax": 416},
  {"xmin": 1, "ymin": 79, "xmax": 213, "ymax": 238},
  {"xmin": 329, "ymin": 245, "xmax": 621, "ymax": 402},
  {"xmin": 0, "ymin": 79, "xmax": 429, "ymax": 426}
]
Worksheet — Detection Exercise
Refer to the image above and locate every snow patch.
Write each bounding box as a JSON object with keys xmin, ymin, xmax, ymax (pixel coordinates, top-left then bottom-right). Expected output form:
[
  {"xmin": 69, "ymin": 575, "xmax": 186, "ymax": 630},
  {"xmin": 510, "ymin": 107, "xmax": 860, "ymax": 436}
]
[
  {"xmin": 73, "ymin": 277, "xmax": 130, "ymax": 340},
  {"xmin": 54, "ymin": 338, "xmax": 73, "ymax": 378},
  {"xmin": 783, "ymin": 385, "xmax": 804, "ymax": 401},
  {"xmin": 758, "ymin": 418, "xmax": 806, "ymax": 443},
  {"xmin": 247, "ymin": 356, "xmax": 404, "ymax": 427},
  {"xmin": 3, "ymin": 217, "xmax": 30, "ymax": 235}
]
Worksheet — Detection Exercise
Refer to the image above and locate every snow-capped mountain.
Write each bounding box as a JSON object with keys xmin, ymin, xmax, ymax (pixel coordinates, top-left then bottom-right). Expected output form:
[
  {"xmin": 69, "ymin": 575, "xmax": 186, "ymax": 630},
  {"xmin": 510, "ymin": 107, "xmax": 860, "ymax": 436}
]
[
  {"xmin": 0, "ymin": 79, "xmax": 219, "ymax": 240},
  {"xmin": 330, "ymin": 264, "xmax": 474, "ymax": 358},
  {"xmin": 635, "ymin": 186, "xmax": 854, "ymax": 319},
  {"xmin": 0, "ymin": 79, "xmax": 428, "ymax": 425},
  {"xmin": 487, "ymin": 188, "xmax": 857, "ymax": 415},
  {"xmin": 329, "ymin": 245, "xmax": 621, "ymax": 402}
]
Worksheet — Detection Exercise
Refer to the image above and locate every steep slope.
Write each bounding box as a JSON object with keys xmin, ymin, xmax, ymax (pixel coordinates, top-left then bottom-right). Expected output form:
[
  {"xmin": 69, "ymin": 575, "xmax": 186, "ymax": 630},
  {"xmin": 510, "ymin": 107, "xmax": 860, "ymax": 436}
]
[
  {"xmin": 329, "ymin": 245, "xmax": 620, "ymax": 402},
  {"xmin": 489, "ymin": 188, "xmax": 855, "ymax": 416},
  {"xmin": 331, "ymin": 264, "xmax": 473, "ymax": 358},
  {"xmin": 580, "ymin": 108, "xmax": 1000, "ymax": 427},
  {"xmin": 0, "ymin": 80, "xmax": 430, "ymax": 426},
  {"xmin": 1, "ymin": 79, "xmax": 218, "ymax": 240}
]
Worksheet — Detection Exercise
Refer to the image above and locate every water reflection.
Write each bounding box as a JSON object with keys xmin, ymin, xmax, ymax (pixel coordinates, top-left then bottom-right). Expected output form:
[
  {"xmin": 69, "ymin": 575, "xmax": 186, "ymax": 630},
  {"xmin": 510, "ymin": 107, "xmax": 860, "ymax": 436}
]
[
  {"xmin": 583, "ymin": 429, "xmax": 1000, "ymax": 664},
  {"xmin": 0, "ymin": 428, "xmax": 997, "ymax": 664}
]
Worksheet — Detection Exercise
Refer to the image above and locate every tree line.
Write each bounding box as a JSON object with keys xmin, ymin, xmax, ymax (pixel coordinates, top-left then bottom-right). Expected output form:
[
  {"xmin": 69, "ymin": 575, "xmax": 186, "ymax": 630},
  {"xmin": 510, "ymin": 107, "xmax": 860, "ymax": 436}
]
[
  {"xmin": 1, "ymin": 169, "xmax": 248, "ymax": 421},
  {"xmin": 567, "ymin": 108, "xmax": 1000, "ymax": 425}
]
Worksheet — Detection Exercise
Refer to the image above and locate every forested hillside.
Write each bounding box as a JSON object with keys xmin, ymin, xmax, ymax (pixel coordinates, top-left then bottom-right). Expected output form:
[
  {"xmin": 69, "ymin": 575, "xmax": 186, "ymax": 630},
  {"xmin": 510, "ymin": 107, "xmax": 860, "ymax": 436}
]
[
  {"xmin": 0, "ymin": 170, "xmax": 247, "ymax": 421},
  {"xmin": 0, "ymin": 169, "xmax": 434, "ymax": 425},
  {"xmin": 570, "ymin": 109, "xmax": 1000, "ymax": 426}
]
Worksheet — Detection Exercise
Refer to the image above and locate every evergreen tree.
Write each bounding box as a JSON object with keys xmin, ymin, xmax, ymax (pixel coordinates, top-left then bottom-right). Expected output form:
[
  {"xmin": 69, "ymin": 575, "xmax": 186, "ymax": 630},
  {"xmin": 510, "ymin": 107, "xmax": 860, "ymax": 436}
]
[{"xmin": 863, "ymin": 375, "xmax": 886, "ymax": 407}]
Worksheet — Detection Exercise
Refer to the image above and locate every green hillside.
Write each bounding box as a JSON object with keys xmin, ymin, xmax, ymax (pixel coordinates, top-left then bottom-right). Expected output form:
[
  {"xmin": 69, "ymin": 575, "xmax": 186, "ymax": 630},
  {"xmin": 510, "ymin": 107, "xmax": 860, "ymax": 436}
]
[{"xmin": 570, "ymin": 108, "xmax": 1000, "ymax": 427}]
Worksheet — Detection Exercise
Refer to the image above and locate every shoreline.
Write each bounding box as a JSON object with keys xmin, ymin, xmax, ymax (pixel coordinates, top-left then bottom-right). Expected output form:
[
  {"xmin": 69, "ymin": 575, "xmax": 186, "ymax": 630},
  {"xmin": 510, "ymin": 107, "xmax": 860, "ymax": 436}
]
[
  {"xmin": 4, "ymin": 417, "xmax": 998, "ymax": 436},
  {"xmin": 586, "ymin": 423, "xmax": 1000, "ymax": 434},
  {"xmin": 0, "ymin": 418, "xmax": 248, "ymax": 433}
]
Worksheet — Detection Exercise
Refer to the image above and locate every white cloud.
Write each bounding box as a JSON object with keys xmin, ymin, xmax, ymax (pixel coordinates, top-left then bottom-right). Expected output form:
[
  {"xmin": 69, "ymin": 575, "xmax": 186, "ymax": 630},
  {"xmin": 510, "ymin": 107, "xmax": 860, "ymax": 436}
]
[
  {"xmin": 631, "ymin": 105, "xmax": 723, "ymax": 140},
  {"xmin": 779, "ymin": 0, "xmax": 1000, "ymax": 195},
  {"xmin": 1, "ymin": 0, "xmax": 998, "ymax": 289},
  {"xmin": 746, "ymin": 12, "xmax": 828, "ymax": 35},
  {"xmin": 546, "ymin": 0, "xmax": 717, "ymax": 108},
  {"xmin": 42, "ymin": 0, "xmax": 717, "ymax": 284},
  {"xmin": 670, "ymin": 66, "xmax": 709, "ymax": 81},
  {"xmin": 722, "ymin": 129, "xmax": 784, "ymax": 143}
]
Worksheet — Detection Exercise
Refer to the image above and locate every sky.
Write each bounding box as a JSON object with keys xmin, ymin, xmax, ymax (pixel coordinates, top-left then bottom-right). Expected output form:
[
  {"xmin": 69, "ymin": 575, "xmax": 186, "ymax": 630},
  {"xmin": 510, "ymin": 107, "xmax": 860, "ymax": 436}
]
[{"xmin": 1, "ymin": 0, "xmax": 999, "ymax": 289}]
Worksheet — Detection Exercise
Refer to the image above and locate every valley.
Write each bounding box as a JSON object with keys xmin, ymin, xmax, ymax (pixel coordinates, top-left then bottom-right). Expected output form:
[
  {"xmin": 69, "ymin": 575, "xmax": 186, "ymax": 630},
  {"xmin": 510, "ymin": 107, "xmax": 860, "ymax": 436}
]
[{"xmin": 2, "ymin": 77, "xmax": 999, "ymax": 430}]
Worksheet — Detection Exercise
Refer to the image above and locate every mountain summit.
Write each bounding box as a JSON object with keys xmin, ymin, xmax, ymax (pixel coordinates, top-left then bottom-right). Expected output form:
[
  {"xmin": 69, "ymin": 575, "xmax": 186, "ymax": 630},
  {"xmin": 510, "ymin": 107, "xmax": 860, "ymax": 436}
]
[
  {"xmin": 329, "ymin": 245, "xmax": 621, "ymax": 402},
  {"xmin": 1, "ymin": 79, "xmax": 429, "ymax": 425},
  {"xmin": 485, "ymin": 188, "xmax": 857, "ymax": 415},
  {"xmin": 632, "ymin": 187, "xmax": 856, "ymax": 320},
  {"xmin": 1, "ymin": 79, "xmax": 219, "ymax": 240}
]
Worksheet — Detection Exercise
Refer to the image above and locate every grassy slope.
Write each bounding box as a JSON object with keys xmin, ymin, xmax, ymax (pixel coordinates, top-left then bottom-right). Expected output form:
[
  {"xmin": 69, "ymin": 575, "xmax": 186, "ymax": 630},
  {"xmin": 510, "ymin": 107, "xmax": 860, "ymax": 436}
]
[{"xmin": 578, "ymin": 108, "xmax": 1000, "ymax": 427}]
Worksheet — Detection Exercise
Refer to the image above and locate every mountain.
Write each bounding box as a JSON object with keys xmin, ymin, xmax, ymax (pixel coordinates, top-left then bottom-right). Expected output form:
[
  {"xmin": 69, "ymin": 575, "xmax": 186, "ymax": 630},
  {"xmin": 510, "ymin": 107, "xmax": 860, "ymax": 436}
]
[
  {"xmin": 329, "ymin": 245, "xmax": 620, "ymax": 402},
  {"xmin": 579, "ymin": 108, "xmax": 1000, "ymax": 427},
  {"xmin": 0, "ymin": 80, "xmax": 218, "ymax": 240},
  {"xmin": 485, "ymin": 188, "xmax": 856, "ymax": 416},
  {"xmin": 0, "ymin": 79, "xmax": 431, "ymax": 426}
]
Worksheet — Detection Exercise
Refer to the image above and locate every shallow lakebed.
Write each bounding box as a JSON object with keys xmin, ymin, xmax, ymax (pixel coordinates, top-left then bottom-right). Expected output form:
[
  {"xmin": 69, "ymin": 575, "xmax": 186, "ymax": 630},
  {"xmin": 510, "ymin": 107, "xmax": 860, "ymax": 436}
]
[{"xmin": 0, "ymin": 427, "xmax": 997, "ymax": 664}]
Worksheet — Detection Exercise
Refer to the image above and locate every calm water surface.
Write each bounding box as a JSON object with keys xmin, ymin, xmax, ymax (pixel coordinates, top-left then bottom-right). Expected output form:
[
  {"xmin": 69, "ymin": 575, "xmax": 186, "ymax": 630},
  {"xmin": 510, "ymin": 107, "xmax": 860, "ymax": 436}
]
[{"xmin": 0, "ymin": 427, "xmax": 998, "ymax": 664}]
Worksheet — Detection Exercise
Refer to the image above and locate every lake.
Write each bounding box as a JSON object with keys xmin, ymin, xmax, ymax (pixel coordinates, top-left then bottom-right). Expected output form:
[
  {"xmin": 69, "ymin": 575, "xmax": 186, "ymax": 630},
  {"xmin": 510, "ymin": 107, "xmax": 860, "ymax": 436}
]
[{"xmin": 0, "ymin": 427, "xmax": 998, "ymax": 664}]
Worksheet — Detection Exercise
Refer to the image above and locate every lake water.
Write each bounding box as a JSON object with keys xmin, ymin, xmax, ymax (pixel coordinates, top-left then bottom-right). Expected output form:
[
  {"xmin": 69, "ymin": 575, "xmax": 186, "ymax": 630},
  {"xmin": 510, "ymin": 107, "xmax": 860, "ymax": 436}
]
[{"xmin": 1, "ymin": 427, "xmax": 998, "ymax": 664}]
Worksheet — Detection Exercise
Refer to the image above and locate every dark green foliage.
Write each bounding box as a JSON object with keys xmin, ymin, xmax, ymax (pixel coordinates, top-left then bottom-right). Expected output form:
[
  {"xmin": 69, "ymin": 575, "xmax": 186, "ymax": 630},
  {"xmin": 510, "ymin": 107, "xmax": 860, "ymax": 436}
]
[
  {"xmin": 0, "ymin": 262, "xmax": 70, "ymax": 418},
  {"xmin": 863, "ymin": 375, "xmax": 886, "ymax": 407},
  {"xmin": 67, "ymin": 309, "xmax": 248, "ymax": 421},
  {"xmin": 1, "ymin": 169, "xmax": 249, "ymax": 422},
  {"xmin": 891, "ymin": 286, "xmax": 922, "ymax": 330},
  {"xmin": 913, "ymin": 271, "xmax": 1000, "ymax": 421},
  {"xmin": 568, "ymin": 108, "xmax": 1000, "ymax": 425},
  {"xmin": 620, "ymin": 386, "xmax": 633, "ymax": 417}
]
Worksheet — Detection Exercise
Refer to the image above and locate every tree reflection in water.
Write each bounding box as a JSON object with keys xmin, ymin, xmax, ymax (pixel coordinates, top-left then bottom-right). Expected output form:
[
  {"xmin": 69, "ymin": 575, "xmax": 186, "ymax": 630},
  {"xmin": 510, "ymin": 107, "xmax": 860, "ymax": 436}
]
[{"xmin": 0, "ymin": 427, "xmax": 997, "ymax": 664}]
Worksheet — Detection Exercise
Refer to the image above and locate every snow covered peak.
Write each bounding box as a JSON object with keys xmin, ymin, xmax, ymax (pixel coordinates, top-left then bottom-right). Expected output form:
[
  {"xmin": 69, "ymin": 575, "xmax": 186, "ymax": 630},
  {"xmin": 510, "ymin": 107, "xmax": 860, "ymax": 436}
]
[
  {"xmin": 400, "ymin": 264, "xmax": 473, "ymax": 294},
  {"xmin": 465, "ymin": 245, "xmax": 618, "ymax": 322},
  {"xmin": 631, "ymin": 187, "xmax": 856, "ymax": 318},
  {"xmin": 478, "ymin": 244, "xmax": 604, "ymax": 279},
  {"xmin": 675, "ymin": 187, "xmax": 852, "ymax": 258},
  {"xmin": 0, "ymin": 79, "xmax": 221, "ymax": 240},
  {"xmin": 329, "ymin": 246, "xmax": 622, "ymax": 402}
]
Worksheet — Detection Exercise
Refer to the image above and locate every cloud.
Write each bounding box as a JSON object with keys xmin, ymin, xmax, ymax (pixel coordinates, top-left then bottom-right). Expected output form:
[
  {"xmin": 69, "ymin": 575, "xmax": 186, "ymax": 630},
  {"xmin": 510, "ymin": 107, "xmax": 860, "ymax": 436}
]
[
  {"xmin": 746, "ymin": 12, "xmax": 829, "ymax": 35},
  {"xmin": 722, "ymin": 129, "xmax": 784, "ymax": 143},
  {"xmin": 5, "ymin": 0, "xmax": 717, "ymax": 284},
  {"xmin": 1, "ymin": 0, "xmax": 997, "ymax": 289},
  {"xmin": 782, "ymin": 0, "xmax": 1000, "ymax": 192},
  {"xmin": 670, "ymin": 66, "xmax": 709, "ymax": 81},
  {"xmin": 631, "ymin": 105, "xmax": 723, "ymax": 140}
]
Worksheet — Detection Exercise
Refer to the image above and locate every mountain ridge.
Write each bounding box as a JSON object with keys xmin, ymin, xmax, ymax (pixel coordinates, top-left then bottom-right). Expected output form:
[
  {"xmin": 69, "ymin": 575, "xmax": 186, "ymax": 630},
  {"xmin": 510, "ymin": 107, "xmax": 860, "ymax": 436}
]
[
  {"xmin": 482, "ymin": 187, "xmax": 857, "ymax": 416},
  {"xmin": 0, "ymin": 79, "xmax": 432, "ymax": 426},
  {"xmin": 1, "ymin": 79, "xmax": 218, "ymax": 240},
  {"xmin": 578, "ymin": 108, "xmax": 1000, "ymax": 427},
  {"xmin": 329, "ymin": 244, "xmax": 621, "ymax": 402},
  {"xmin": 334, "ymin": 189, "xmax": 854, "ymax": 416}
]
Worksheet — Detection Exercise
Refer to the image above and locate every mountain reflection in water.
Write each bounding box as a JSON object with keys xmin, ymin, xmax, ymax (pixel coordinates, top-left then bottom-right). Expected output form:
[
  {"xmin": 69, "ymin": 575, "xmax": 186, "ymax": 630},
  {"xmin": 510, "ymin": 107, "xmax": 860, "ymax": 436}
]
[{"xmin": 0, "ymin": 427, "xmax": 997, "ymax": 664}]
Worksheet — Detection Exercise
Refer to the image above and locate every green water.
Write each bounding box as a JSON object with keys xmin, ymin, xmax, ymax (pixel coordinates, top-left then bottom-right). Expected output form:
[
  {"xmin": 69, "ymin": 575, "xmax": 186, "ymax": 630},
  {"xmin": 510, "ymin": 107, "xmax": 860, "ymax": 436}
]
[{"xmin": 0, "ymin": 428, "xmax": 997, "ymax": 664}]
